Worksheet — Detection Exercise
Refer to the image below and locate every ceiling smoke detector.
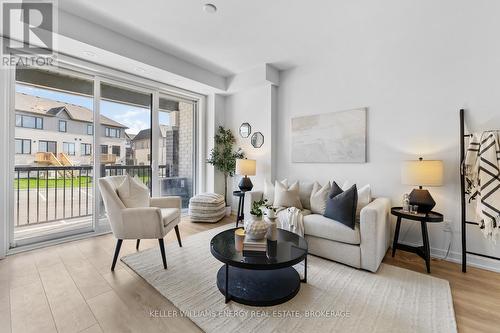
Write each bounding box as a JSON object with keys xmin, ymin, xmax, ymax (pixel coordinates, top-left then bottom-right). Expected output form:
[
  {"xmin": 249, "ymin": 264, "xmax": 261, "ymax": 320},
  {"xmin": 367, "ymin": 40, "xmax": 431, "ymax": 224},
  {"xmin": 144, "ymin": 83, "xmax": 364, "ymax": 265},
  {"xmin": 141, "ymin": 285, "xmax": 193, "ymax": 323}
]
[{"xmin": 203, "ymin": 3, "xmax": 217, "ymax": 14}]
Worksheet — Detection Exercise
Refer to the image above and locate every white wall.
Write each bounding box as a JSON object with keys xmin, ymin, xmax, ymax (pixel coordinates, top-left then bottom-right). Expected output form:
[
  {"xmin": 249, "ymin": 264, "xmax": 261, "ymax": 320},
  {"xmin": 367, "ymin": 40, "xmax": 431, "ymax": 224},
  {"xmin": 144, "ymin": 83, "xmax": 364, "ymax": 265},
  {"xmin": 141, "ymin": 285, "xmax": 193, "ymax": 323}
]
[
  {"xmin": 224, "ymin": 84, "xmax": 276, "ymax": 208},
  {"xmin": 275, "ymin": 2, "xmax": 500, "ymax": 271}
]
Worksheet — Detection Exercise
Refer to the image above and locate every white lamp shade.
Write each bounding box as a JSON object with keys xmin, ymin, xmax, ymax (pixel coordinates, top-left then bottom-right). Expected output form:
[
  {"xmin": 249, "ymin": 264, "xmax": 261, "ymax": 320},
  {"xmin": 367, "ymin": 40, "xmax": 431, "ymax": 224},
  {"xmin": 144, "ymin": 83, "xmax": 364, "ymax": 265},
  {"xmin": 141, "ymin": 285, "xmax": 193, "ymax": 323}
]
[
  {"xmin": 236, "ymin": 159, "xmax": 256, "ymax": 176},
  {"xmin": 401, "ymin": 160, "xmax": 443, "ymax": 187}
]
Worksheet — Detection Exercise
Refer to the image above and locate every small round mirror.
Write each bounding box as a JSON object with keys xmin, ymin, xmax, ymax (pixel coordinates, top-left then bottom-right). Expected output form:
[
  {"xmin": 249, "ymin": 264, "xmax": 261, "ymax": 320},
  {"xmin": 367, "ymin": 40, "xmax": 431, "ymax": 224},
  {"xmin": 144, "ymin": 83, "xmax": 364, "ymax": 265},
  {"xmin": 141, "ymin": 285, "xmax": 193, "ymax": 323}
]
[
  {"xmin": 251, "ymin": 132, "xmax": 264, "ymax": 148},
  {"xmin": 239, "ymin": 123, "xmax": 251, "ymax": 138}
]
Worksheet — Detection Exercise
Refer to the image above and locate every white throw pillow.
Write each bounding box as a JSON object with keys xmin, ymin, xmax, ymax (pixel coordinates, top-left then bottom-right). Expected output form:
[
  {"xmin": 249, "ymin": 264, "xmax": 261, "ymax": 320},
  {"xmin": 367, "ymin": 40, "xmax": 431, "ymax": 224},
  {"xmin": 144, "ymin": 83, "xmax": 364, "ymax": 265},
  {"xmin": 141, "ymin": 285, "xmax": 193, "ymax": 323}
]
[
  {"xmin": 342, "ymin": 181, "xmax": 372, "ymax": 219},
  {"xmin": 117, "ymin": 175, "xmax": 150, "ymax": 208},
  {"xmin": 298, "ymin": 181, "xmax": 314, "ymax": 210},
  {"xmin": 310, "ymin": 181, "xmax": 331, "ymax": 215},
  {"xmin": 264, "ymin": 179, "xmax": 287, "ymax": 205},
  {"xmin": 274, "ymin": 181, "xmax": 302, "ymax": 208}
]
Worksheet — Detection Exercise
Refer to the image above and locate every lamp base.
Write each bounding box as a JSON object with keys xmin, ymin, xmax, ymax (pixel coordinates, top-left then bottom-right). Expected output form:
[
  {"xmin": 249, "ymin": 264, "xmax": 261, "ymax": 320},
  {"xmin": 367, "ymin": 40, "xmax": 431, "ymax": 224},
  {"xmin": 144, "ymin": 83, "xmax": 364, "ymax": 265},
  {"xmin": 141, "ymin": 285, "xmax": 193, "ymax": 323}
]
[
  {"xmin": 409, "ymin": 188, "xmax": 435, "ymax": 213},
  {"xmin": 238, "ymin": 176, "xmax": 253, "ymax": 192}
]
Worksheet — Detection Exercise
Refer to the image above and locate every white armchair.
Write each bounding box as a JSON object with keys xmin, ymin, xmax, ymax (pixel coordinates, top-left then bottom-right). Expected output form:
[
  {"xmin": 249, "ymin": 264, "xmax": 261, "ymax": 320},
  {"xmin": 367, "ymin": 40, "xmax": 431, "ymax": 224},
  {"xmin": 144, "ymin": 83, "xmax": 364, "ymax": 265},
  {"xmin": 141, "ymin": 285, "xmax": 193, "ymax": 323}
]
[{"xmin": 98, "ymin": 176, "xmax": 182, "ymax": 271}]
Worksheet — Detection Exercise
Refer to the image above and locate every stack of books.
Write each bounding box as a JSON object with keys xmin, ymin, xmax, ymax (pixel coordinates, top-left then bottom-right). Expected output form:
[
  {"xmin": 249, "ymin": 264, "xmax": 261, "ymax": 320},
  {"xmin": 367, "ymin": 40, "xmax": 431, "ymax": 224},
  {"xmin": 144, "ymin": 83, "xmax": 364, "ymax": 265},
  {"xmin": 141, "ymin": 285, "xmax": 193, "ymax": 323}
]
[{"xmin": 242, "ymin": 236, "xmax": 267, "ymax": 256}]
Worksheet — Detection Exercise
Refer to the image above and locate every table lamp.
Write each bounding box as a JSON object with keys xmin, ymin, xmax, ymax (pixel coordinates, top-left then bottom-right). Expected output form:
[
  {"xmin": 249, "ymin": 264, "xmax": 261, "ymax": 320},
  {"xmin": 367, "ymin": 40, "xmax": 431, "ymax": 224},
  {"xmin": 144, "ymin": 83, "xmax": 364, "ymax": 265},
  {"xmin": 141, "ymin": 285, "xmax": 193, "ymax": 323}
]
[
  {"xmin": 401, "ymin": 157, "xmax": 443, "ymax": 213},
  {"xmin": 236, "ymin": 158, "xmax": 256, "ymax": 192}
]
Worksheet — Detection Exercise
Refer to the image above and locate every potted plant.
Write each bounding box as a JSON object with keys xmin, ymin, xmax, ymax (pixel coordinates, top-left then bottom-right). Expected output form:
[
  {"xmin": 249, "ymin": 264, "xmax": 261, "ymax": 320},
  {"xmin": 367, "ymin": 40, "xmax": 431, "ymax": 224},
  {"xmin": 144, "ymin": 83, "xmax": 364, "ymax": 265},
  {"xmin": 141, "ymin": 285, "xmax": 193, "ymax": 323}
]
[
  {"xmin": 207, "ymin": 126, "xmax": 245, "ymax": 216},
  {"xmin": 250, "ymin": 199, "xmax": 266, "ymax": 219}
]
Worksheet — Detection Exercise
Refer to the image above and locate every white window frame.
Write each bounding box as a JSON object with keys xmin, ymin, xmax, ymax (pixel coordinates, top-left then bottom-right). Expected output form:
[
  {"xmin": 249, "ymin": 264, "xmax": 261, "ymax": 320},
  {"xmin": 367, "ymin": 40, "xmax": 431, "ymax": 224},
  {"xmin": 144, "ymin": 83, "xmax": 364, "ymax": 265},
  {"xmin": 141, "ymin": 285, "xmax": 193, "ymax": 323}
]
[
  {"xmin": 87, "ymin": 124, "xmax": 93, "ymax": 135},
  {"xmin": 4, "ymin": 54, "xmax": 206, "ymax": 253},
  {"xmin": 16, "ymin": 114, "xmax": 43, "ymax": 129},
  {"xmin": 15, "ymin": 138, "xmax": 31, "ymax": 154},
  {"xmin": 81, "ymin": 143, "xmax": 92, "ymax": 156},
  {"xmin": 59, "ymin": 120, "xmax": 67, "ymax": 132},
  {"xmin": 63, "ymin": 142, "xmax": 76, "ymax": 156}
]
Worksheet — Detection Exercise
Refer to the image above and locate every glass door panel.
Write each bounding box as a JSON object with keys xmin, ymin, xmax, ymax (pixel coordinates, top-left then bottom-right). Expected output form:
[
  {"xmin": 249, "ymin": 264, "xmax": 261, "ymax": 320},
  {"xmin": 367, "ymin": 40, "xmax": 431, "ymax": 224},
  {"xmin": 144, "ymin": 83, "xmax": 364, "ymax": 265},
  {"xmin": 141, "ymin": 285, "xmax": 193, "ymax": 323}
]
[
  {"xmin": 158, "ymin": 94, "xmax": 196, "ymax": 209},
  {"xmin": 13, "ymin": 67, "xmax": 95, "ymax": 246},
  {"xmin": 98, "ymin": 82, "xmax": 152, "ymax": 220}
]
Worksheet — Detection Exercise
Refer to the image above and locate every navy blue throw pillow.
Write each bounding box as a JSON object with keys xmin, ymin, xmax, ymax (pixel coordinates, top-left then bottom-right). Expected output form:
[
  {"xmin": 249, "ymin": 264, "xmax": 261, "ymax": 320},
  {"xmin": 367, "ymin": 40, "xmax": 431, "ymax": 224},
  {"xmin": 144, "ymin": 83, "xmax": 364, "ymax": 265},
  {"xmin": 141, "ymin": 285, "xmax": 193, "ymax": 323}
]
[{"xmin": 323, "ymin": 182, "xmax": 358, "ymax": 229}]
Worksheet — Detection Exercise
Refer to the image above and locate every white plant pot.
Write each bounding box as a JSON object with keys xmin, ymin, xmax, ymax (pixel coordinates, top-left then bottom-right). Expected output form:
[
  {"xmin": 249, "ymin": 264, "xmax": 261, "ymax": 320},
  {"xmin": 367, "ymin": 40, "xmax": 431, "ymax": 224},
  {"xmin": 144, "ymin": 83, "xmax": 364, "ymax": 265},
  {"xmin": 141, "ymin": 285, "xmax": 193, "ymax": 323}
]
[
  {"xmin": 265, "ymin": 208, "xmax": 276, "ymax": 219},
  {"xmin": 225, "ymin": 206, "xmax": 232, "ymax": 216}
]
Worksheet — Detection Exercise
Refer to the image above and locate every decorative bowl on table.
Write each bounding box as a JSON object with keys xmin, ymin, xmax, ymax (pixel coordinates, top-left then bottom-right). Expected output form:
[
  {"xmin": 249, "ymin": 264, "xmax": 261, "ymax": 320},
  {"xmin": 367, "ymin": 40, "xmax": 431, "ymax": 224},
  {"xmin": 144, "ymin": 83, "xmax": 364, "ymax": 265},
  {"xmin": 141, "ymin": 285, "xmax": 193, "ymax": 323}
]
[{"xmin": 244, "ymin": 215, "xmax": 269, "ymax": 240}]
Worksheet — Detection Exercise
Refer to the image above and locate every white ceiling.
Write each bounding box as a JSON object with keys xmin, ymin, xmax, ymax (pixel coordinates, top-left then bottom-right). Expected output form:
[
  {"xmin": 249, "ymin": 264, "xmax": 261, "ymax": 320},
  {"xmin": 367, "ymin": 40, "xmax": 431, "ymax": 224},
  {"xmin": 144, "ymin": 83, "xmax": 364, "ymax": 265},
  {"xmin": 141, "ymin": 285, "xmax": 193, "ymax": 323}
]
[
  {"xmin": 58, "ymin": 0, "xmax": 346, "ymax": 77},
  {"xmin": 59, "ymin": 0, "xmax": 500, "ymax": 81}
]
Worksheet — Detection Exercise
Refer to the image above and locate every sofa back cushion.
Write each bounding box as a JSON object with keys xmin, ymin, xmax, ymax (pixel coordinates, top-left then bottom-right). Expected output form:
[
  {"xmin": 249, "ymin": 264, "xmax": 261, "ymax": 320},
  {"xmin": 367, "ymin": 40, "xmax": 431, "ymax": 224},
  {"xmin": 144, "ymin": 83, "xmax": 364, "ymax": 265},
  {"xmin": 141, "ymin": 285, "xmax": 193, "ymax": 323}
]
[
  {"xmin": 298, "ymin": 181, "xmax": 314, "ymax": 210},
  {"xmin": 324, "ymin": 182, "xmax": 358, "ymax": 229},
  {"xmin": 310, "ymin": 181, "xmax": 331, "ymax": 215},
  {"xmin": 274, "ymin": 181, "xmax": 303, "ymax": 208},
  {"xmin": 264, "ymin": 179, "xmax": 287, "ymax": 205},
  {"xmin": 342, "ymin": 181, "xmax": 372, "ymax": 221}
]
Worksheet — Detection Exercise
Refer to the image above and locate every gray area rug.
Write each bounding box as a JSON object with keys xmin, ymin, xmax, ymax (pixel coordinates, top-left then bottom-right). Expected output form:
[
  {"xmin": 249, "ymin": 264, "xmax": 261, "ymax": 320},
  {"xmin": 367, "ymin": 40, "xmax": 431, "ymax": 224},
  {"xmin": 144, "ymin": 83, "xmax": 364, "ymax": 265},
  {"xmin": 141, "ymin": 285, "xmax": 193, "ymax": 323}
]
[{"xmin": 122, "ymin": 225, "xmax": 457, "ymax": 333}]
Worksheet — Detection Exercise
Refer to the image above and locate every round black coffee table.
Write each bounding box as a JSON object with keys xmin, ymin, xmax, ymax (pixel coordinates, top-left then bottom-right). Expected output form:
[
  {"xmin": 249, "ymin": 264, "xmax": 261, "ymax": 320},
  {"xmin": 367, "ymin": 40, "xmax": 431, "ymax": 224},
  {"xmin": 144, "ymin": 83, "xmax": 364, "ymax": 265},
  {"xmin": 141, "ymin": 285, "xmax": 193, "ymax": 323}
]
[{"xmin": 210, "ymin": 228, "xmax": 308, "ymax": 306}]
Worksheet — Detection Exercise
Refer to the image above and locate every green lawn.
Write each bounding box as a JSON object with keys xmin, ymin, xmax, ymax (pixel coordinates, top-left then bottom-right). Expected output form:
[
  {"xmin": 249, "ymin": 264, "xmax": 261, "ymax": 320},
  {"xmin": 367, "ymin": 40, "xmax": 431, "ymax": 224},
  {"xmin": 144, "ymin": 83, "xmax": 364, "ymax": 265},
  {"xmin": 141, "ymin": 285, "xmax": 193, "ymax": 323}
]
[
  {"xmin": 14, "ymin": 176, "xmax": 93, "ymax": 190},
  {"xmin": 14, "ymin": 175, "xmax": 150, "ymax": 190}
]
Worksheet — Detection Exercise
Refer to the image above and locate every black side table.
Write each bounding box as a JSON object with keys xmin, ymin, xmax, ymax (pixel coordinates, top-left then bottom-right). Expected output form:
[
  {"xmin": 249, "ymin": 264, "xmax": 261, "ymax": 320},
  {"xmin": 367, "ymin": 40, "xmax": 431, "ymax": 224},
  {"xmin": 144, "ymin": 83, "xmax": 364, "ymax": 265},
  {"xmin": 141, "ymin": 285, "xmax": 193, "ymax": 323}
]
[
  {"xmin": 391, "ymin": 207, "xmax": 443, "ymax": 273},
  {"xmin": 233, "ymin": 191, "xmax": 246, "ymax": 228}
]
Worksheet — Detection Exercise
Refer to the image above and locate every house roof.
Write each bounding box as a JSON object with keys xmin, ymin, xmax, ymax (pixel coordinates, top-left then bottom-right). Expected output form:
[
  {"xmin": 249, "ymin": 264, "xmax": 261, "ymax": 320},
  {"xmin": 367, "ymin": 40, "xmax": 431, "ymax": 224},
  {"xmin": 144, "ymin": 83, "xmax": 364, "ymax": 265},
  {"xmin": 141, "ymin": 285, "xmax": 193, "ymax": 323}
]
[
  {"xmin": 132, "ymin": 125, "xmax": 176, "ymax": 142},
  {"xmin": 15, "ymin": 92, "xmax": 128, "ymax": 128}
]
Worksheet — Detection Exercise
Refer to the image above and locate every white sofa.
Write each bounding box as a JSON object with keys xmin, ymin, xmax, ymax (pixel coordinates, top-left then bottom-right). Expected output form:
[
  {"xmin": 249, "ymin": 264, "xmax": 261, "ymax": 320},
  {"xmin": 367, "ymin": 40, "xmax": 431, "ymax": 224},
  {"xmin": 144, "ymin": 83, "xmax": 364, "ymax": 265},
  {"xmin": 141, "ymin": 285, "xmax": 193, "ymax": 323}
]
[{"xmin": 244, "ymin": 182, "xmax": 391, "ymax": 272}]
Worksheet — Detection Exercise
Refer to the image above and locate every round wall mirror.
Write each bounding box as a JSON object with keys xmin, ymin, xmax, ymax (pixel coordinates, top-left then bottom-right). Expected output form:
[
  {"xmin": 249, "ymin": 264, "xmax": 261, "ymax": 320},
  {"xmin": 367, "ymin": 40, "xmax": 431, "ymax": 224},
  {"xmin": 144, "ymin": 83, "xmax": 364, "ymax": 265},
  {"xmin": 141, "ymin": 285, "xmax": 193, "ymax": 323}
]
[
  {"xmin": 251, "ymin": 132, "xmax": 264, "ymax": 148},
  {"xmin": 239, "ymin": 123, "xmax": 251, "ymax": 138}
]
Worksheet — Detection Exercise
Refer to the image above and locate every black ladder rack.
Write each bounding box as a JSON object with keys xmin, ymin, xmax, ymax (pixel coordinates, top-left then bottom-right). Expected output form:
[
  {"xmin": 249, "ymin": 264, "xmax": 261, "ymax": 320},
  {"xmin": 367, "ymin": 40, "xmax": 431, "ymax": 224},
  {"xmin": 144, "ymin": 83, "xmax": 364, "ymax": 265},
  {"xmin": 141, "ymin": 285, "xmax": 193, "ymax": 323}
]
[{"xmin": 460, "ymin": 108, "xmax": 500, "ymax": 272}]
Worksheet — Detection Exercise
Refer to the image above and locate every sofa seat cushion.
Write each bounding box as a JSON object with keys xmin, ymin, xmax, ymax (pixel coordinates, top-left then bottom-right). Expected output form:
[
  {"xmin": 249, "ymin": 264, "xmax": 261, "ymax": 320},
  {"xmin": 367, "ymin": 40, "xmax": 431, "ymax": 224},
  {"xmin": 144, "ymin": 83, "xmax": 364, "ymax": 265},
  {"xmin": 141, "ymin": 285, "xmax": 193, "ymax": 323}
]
[
  {"xmin": 303, "ymin": 214, "xmax": 360, "ymax": 245},
  {"xmin": 161, "ymin": 208, "xmax": 180, "ymax": 226}
]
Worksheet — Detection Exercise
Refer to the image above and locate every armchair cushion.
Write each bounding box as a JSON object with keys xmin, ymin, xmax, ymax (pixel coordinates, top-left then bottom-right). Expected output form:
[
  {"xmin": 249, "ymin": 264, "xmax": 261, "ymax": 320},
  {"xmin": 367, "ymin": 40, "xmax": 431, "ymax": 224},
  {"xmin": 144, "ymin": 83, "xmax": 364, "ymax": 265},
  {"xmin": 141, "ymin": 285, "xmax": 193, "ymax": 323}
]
[{"xmin": 117, "ymin": 175, "xmax": 149, "ymax": 208}]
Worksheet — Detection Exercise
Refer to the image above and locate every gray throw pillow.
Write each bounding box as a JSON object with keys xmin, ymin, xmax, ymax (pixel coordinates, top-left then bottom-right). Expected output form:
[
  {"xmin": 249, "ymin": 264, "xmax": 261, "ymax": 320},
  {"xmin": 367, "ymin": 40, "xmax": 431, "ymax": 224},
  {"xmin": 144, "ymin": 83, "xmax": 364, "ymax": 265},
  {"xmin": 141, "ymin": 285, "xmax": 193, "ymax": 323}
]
[{"xmin": 323, "ymin": 182, "xmax": 358, "ymax": 229}]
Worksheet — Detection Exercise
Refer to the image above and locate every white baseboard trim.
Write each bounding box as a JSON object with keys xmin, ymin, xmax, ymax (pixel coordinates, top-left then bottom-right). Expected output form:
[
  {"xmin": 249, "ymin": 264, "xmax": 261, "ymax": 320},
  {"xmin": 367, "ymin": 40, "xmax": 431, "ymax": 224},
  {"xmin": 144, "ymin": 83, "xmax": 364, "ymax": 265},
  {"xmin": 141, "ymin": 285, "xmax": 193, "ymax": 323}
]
[{"xmin": 397, "ymin": 239, "xmax": 500, "ymax": 273}]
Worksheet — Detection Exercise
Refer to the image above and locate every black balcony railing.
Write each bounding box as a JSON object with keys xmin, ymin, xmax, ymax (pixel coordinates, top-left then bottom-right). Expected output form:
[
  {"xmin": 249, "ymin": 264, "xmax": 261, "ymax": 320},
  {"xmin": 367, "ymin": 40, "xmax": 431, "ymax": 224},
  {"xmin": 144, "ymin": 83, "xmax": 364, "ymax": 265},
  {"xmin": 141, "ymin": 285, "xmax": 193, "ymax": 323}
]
[
  {"xmin": 14, "ymin": 165, "xmax": 94, "ymax": 227},
  {"xmin": 14, "ymin": 164, "xmax": 172, "ymax": 227}
]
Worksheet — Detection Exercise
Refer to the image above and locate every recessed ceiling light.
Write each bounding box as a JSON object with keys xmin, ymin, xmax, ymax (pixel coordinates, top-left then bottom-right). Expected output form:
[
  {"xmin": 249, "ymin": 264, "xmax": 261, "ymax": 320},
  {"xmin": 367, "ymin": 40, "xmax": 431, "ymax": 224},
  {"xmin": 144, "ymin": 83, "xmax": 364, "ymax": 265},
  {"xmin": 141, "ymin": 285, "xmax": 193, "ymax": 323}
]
[
  {"xmin": 83, "ymin": 51, "xmax": 96, "ymax": 58},
  {"xmin": 203, "ymin": 3, "xmax": 217, "ymax": 13}
]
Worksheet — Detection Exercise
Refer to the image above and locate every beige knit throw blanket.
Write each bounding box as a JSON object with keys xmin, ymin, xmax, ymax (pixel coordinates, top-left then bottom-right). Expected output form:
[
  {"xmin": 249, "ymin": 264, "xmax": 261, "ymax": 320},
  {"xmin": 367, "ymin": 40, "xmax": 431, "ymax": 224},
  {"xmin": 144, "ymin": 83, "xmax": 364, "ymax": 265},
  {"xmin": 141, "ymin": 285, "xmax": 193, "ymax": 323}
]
[
  {"xmin": 464, "ymin": 131, "xmax": 500, "ymax": 240},
  {"xmin": 275, "ymin": 206, "xmax": 305, "ymax": 236}
]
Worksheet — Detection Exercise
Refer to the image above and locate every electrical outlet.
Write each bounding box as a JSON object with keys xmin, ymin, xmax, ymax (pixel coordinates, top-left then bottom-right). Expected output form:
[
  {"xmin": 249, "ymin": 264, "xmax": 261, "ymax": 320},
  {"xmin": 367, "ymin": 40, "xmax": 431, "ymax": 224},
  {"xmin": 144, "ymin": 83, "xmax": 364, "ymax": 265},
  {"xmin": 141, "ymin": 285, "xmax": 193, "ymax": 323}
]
[{"xmin": 443, "ymin": 220, "xmax": 452, "ymax": 233}]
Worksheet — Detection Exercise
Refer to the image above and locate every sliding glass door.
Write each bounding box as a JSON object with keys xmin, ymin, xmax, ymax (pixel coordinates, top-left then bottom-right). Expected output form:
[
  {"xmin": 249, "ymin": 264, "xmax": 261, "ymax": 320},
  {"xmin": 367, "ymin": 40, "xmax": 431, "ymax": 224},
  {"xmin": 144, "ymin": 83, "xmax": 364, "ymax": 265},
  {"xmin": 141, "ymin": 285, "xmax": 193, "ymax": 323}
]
[
  {"xmin": 158, "ymin": 94, "xmax": 196, "ymax": 209},
  {"xmin": 97, "ymin": 81, "xmax": 152, "ymax": 221},
  {"xmin": 9, "ymin": 63, "xmax": 198, "ymax": 248},
  {"xmin": 13, "ymin": 67, "xmax": 95, "ymax": 245}
]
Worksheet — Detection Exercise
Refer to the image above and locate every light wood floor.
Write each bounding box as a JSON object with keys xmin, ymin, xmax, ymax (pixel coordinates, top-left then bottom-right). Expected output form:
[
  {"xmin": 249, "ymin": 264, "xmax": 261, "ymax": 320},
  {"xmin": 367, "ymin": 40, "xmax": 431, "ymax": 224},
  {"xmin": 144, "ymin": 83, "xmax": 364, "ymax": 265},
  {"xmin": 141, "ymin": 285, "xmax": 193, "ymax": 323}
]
[{"xmin": 1, "ymin": 216, "xmax": 499, "ymax": 333}]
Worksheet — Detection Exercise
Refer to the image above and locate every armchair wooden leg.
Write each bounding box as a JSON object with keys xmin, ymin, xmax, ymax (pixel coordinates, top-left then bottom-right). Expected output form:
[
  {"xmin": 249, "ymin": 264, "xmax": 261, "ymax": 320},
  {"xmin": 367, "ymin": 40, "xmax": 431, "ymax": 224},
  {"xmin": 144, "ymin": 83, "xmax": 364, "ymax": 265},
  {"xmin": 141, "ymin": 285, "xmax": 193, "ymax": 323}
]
[
  {"xmin": 158, "ymin": 238, "xmax": 167, "ymax": 269},
  {"xmin": 174, "ymin": 225, "xmax": 182, "ymax": 247},
  {"xmin": 111, "ymin": 239, "xmax": 123, "ymax": 271},
  {"xmin": 136, "ymin": 239, "xmax": 140, "ymax": 250}
]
